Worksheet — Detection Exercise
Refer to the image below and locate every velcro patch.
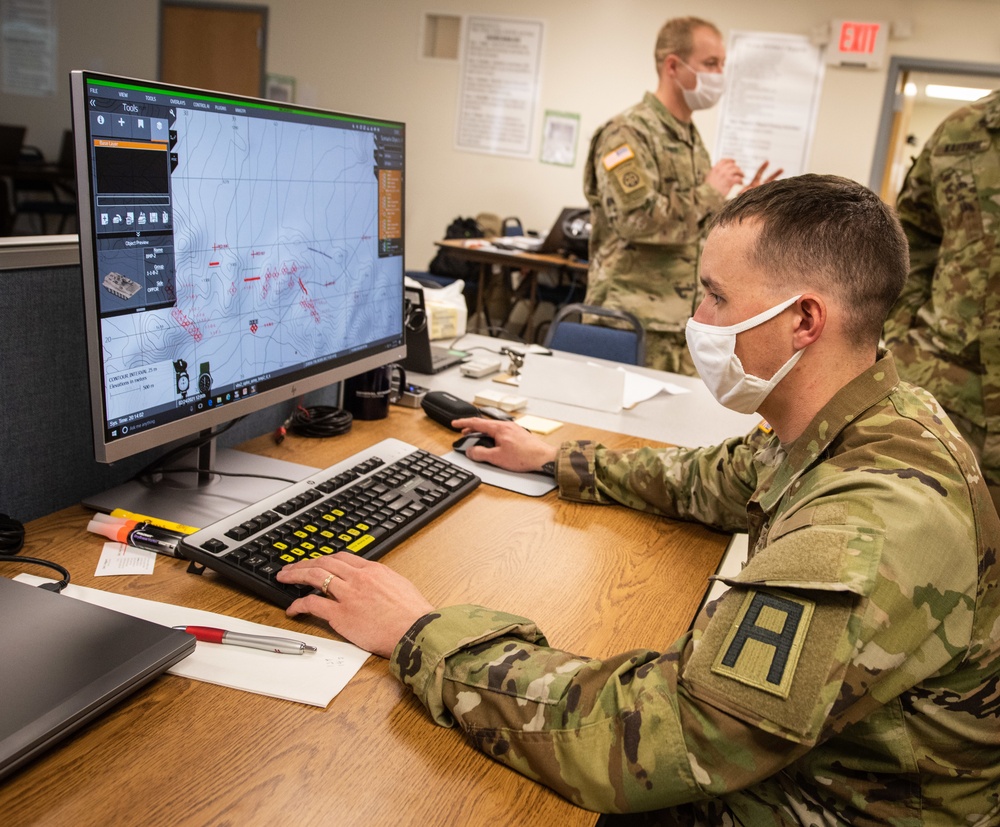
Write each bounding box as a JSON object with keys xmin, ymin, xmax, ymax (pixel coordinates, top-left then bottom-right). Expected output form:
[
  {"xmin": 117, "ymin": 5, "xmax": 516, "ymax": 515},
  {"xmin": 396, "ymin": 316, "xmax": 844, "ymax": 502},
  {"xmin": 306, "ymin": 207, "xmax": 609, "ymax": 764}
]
[
  {"xmin": 613, "ymin": 162, "xmax": 645, "ymax": 195},
  {"xmin": 602, "ymin": 144, "xmax": 635, "ymax": 170},
  {"xmin": 711, "ymin": 589, "xmax": 813, "ymax": 698},
  {"xmin": 756, "ymin": 420, "xmax": 773, "ymax": 435}
]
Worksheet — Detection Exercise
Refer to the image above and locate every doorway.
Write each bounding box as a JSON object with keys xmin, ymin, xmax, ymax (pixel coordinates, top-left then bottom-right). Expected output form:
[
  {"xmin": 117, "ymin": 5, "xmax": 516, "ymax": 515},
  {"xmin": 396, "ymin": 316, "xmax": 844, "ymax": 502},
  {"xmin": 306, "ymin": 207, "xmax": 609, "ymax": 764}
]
[
  {"xmin": 159, "ymin": 1, "xmax": 268, "ymax": 97},
  {"xmin": 870, "ymin": 56, "xmax": 1000, "ymax": 203}
]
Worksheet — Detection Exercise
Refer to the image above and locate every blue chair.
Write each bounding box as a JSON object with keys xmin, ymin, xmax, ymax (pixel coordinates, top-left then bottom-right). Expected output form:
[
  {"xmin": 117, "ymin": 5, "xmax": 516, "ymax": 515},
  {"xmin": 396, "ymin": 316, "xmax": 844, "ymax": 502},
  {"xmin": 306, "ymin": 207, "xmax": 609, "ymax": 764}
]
[{"xmin": 543, "ymin": 303, "xmax": 646, "ymax": 366}]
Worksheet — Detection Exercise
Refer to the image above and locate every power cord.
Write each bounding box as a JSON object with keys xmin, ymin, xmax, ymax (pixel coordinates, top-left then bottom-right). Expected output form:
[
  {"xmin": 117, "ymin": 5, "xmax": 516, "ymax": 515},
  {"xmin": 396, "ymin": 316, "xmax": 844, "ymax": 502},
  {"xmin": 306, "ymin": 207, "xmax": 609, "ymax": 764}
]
[
  {"xmin": 0, "ymin": 513, "xmax": 70, "ymax": 592},
  {"xmin": 275, "ymin": 405, "xmax": 353, "ymax": 443}
]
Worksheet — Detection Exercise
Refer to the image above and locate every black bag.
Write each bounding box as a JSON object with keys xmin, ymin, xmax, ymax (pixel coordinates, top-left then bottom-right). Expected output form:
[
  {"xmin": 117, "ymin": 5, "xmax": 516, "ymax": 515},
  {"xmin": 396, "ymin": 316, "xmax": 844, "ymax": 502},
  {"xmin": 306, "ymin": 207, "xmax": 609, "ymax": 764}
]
[
  {"xmin": 420, "ymin": 390, "xmax": 479, "ymax": 430},
  {"xmin": 428, "ymin": 216, "xmax": 484, "ymax": 280}
]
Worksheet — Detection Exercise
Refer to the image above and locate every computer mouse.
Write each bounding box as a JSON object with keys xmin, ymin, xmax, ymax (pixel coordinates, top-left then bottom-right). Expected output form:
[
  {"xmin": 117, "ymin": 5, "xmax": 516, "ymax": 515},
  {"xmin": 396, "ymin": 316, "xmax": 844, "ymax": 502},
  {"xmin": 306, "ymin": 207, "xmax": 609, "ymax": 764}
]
[{"xmin": 452, "ymin": 432, "xmax": 496, "ymax": 453}]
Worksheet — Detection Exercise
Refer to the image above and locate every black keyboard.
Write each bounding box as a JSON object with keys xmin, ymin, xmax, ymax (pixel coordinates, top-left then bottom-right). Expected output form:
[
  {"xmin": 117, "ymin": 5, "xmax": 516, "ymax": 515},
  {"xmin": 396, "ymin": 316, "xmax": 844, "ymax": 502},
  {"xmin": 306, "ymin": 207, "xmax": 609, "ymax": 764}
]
[{"xmin": 180, "ymin": 438, "xmax": 480, "ymax": 608}]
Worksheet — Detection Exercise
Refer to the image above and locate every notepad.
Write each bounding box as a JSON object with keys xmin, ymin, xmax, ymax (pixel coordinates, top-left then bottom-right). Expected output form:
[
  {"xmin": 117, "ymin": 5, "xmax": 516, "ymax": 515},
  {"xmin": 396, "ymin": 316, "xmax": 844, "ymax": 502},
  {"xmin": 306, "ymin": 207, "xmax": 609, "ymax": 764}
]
[{"xmin": 16, "ymin": 575, "xmax": 370, "ymax": 707}]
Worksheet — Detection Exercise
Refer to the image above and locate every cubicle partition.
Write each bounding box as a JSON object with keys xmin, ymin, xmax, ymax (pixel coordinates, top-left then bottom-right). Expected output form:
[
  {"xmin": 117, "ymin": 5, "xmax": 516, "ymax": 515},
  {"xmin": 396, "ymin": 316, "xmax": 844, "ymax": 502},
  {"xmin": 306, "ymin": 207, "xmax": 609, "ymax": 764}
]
[{"xmin": 0, "ymin": 238, "xmax": 338, "ymax": 523}]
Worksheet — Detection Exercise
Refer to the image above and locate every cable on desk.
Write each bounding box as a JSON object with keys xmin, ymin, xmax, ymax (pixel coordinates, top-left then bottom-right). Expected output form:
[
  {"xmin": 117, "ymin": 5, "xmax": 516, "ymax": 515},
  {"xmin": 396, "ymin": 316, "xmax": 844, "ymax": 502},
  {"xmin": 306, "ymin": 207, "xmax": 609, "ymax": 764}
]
[
  {"xmin": 132, "ymin": 416, "xmax": 245, "ymax": 482},
  {"xmin": 129, "ymin": 417, "xmax": 299, "ymax": 485},
  {"xmin": 275, "ymin": 405, "xmax": 353, "ymax": 443},
  {"xmin": 0, "ymin": 512, "xmax": 70, "ymax": 592}
]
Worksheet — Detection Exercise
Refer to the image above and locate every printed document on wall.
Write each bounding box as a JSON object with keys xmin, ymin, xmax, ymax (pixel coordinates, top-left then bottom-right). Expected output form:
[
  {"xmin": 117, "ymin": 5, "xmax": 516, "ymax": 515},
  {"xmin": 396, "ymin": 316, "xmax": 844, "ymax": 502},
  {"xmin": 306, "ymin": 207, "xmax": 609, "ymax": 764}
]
[
  {"xmin": 714, "ymin": 31, "xmax": 825, "ymax": 179},
  {"xmin": 455, "ymin": 16, "xmax": 544, "ymax": 158}
]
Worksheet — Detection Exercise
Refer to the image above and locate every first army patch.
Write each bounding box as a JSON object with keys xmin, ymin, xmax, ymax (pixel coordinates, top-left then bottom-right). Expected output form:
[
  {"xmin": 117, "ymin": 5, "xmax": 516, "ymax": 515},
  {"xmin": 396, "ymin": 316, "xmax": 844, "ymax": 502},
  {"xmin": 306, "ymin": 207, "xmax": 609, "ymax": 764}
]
[{"xmin": 711, "ymin": 589, "xmax": 814, "ymax": 698}]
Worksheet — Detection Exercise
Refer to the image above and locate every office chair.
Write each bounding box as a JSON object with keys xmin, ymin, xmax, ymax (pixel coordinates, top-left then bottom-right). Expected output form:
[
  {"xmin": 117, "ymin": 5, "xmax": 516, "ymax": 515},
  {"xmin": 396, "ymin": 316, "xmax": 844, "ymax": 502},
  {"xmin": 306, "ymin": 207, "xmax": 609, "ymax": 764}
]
[
  {"xmin": 543, "ymin": 303, "xmax": 646, "ymax": 366},
  {"xmin": 12, "ymin": 142, "xmax": 76, "ymax": 234}
]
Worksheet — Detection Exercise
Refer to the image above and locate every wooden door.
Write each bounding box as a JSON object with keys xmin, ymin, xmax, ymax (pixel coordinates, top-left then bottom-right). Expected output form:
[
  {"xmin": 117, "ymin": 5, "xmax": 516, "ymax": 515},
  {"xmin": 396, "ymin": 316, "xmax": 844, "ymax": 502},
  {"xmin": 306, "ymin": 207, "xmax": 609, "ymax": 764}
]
[{"xmin": 159, "ymin": 2, "xmax": 267, "ymax": 97}]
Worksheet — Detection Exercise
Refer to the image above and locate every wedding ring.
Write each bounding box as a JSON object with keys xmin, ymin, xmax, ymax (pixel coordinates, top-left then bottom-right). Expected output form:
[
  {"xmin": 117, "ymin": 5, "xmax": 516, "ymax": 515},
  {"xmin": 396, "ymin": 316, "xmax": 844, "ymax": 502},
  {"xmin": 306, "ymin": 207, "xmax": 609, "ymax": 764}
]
[{"xmin": 320, "ymin": 573, "xmax": 334, "ymax": 595}]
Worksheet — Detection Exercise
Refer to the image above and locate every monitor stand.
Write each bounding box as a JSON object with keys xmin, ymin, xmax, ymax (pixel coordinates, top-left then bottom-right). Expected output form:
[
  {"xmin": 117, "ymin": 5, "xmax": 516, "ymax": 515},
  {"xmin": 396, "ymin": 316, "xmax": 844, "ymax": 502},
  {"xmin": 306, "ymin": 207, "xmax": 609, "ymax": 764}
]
[{"xmin": 82, "ymin": 437, "xmax": 318, "ymax": 530}]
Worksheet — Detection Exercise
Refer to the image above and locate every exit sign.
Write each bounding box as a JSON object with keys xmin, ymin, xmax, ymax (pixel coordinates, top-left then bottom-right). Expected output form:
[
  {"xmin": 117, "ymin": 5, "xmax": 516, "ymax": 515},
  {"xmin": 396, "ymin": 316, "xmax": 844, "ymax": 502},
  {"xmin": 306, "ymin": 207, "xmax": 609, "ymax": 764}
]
[{"xmin": 827, "ymin": 19, "xmax": 888, "ymax": 68}]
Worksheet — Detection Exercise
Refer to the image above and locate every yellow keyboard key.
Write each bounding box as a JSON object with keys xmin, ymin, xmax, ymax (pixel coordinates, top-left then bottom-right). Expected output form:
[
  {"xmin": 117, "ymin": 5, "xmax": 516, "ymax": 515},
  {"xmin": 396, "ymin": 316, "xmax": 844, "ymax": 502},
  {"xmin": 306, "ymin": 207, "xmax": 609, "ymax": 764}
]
[{"xmin": 347, "ymin": 534, "xmax": 375, "ymax": 553}]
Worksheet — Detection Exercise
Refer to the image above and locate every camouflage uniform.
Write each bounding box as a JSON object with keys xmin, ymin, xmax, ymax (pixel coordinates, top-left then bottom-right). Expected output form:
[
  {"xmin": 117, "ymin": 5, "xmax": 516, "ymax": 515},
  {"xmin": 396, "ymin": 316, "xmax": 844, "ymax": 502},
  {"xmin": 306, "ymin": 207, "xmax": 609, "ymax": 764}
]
[
  {"xmin": 883, "ymin": 89, "xmax": 1000, "ymax": 505},
  {"xmin": 583, "ymin": 93, "xmax": 725, "ymax": 376},
  {"xmin": 391, "ymin": 352, "xmax": 1000, "ymax": 823}
]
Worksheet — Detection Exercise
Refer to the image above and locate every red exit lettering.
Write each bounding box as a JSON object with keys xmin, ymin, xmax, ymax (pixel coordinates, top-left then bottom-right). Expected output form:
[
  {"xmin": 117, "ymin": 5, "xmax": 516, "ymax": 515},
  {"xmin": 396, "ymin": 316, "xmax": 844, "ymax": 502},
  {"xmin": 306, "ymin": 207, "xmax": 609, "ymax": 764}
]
[{"xmin": 839, "ymin": 22, "xmax": 879, "ymax": 54}]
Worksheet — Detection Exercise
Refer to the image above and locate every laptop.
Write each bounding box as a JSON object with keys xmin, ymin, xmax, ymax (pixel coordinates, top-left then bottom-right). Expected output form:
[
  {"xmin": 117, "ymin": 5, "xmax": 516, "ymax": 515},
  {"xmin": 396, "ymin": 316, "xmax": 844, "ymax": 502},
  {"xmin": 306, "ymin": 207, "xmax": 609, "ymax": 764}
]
[
  {"xmin": 491, "ymin": 206, "xmax": 590, "ymax": 256},
  {"xmin": 0, "ymin": 576, "xmax": 195, "ymax": 780},
  {"xmin": 400, "ymin": 285, "xmax": 467, "ymax": 374}
]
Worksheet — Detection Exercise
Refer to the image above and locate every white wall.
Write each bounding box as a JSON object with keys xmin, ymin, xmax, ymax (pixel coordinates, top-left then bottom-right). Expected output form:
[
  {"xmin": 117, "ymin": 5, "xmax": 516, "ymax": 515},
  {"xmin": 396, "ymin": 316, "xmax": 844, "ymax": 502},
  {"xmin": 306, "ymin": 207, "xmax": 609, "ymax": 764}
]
[{"xmin": 3, "ymin": 0, "xmax": 999, "ymax": 266}]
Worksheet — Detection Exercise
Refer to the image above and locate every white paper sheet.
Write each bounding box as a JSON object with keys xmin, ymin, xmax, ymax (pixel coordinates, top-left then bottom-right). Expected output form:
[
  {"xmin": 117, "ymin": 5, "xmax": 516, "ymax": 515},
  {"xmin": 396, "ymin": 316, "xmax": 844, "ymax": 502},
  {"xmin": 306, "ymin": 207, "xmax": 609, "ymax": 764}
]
[
  {"xmin": 518, "ymin": 354, "xmax": 625, "ymax": 412},
  {"xmin": 615, "ymin": 366, "xmax": 692, "ymax": 408},
  {"xmin": 16, "ymin": 574, "xmax": 369, "ymax": 707}
]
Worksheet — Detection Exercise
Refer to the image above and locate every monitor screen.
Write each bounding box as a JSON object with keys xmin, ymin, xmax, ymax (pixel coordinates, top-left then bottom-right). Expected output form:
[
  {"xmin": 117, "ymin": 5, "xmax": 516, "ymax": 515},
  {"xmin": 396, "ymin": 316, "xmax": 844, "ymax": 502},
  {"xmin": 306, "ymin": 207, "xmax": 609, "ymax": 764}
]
[{"xmin": 70, "ymin": 71, "xmax": 406, "ymax": 464}]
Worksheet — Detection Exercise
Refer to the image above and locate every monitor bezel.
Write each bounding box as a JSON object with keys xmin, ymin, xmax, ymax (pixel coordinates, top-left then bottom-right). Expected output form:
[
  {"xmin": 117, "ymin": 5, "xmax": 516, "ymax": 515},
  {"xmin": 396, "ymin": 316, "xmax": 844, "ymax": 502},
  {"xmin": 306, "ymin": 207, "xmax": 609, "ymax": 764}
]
[{"xmin": 70, "ymin": 70, "xmax": 407, "ymax": 464}]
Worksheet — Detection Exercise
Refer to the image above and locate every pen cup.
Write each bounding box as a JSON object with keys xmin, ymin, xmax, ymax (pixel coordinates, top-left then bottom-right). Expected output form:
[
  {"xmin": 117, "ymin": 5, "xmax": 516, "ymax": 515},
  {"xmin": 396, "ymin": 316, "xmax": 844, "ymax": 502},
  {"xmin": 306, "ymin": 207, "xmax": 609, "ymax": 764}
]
[{"xmin": 343, "ymin": 363, "xmax": 406, "ymax": 420}]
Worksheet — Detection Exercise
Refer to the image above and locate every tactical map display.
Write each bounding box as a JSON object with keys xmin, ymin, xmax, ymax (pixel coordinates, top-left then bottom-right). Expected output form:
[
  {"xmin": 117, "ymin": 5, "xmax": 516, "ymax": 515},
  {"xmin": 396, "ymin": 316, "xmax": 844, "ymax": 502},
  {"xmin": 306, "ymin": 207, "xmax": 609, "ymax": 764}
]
[{"xmin": 81, "ymin": 77, "xmax": 405, "ymax": 443}]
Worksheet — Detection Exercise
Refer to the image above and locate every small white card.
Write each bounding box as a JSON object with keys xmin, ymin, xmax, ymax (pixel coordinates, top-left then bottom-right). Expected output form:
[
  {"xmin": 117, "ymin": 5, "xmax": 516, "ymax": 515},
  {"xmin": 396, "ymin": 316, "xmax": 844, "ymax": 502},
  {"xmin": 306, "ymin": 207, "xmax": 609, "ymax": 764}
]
[{"xmin": 95, "ymin": 542, "xmax": 157, "ymax": 576}]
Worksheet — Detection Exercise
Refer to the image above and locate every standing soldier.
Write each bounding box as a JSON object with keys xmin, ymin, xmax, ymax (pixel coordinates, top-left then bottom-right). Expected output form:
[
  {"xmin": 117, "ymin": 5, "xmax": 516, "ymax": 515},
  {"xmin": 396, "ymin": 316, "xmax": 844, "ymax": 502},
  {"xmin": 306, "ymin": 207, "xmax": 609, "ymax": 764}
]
[
  {"xmin": 582, "ymin": 16, "xmax": 779, "ymax": 374},
  {"xmin": 883, "ymin": 88, "xmax": 1000, "ymax": 513}
]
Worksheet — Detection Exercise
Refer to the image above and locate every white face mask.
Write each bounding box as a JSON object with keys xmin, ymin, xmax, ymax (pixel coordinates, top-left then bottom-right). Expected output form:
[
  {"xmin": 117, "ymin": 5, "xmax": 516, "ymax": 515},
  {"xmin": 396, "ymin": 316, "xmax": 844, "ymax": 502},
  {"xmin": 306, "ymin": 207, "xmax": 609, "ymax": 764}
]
[
  {"xmin": 685, "ymin": 295, "xmax": 804, "ymax": 414},
  {"xmin": 678, "ymin": 62, "xmax": 725, "ymax": 110}
]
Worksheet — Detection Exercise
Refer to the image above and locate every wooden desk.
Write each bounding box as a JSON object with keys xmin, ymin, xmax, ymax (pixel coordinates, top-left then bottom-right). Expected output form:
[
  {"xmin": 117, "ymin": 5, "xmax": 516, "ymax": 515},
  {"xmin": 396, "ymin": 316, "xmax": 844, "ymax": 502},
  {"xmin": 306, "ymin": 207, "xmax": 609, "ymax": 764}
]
[
  {"xmin": 435, "ymin": 239, "xmax": 588, "ymax": 342},
  {"xmin": 0, "ymin": 408, "xmax": 729, "ymax": 827}
]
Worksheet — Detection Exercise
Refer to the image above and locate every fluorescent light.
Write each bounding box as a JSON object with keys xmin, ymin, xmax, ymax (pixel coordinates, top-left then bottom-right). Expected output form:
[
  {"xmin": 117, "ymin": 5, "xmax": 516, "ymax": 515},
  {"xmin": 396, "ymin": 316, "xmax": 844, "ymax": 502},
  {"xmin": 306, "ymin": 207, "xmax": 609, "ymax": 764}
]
[
  {"xmin": 904, "ymin": 82, "xmax": 917, "ymax": 97},
  {"xmin": 924, "ymin": 84, "xmax": 992, "ymax": 102}
]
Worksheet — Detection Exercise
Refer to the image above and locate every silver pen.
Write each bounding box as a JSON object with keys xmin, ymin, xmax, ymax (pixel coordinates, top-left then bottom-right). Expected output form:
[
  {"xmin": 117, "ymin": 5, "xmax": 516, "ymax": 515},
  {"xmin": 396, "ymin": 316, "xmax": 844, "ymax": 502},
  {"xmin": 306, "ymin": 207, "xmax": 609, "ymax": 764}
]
[{"xmin": 173, "ymin": 625, "xmax": 317, "ymax": 655}]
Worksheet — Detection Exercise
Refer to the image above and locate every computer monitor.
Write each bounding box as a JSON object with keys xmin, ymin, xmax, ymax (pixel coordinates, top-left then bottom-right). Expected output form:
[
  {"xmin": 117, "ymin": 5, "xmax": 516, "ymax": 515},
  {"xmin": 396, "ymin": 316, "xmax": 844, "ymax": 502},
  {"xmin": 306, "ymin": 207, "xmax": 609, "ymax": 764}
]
[{"xmin": 69, "ymin": 70, "xmax": 406, "ymax": 523}]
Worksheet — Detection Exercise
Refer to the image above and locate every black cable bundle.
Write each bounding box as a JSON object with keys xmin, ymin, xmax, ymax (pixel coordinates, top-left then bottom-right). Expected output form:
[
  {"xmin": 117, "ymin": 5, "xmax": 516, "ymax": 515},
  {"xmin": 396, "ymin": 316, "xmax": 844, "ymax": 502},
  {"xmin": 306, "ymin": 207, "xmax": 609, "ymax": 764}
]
[{"xmin": 275, "ymin": 405, "xmax": 353, "ymax": 443}]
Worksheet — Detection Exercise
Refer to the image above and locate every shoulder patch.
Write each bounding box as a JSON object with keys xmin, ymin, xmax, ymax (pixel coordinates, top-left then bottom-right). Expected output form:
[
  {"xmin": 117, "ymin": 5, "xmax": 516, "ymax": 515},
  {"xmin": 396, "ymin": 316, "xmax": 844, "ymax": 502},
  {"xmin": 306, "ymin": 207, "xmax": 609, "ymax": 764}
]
[
  {"xmin": 602, "ymin": 144, "xmax": 635, "ymax": 170},
  {"xmin": 711, "ymin": 589, "xmax": 814, "ymax": 699},
  {"xmin": 756, "ymin": 420, "xmax": 773, "ymax": 435},
  {"xmin": 613, "ymin": 161, "xmax": 645, "ymax": 196}
]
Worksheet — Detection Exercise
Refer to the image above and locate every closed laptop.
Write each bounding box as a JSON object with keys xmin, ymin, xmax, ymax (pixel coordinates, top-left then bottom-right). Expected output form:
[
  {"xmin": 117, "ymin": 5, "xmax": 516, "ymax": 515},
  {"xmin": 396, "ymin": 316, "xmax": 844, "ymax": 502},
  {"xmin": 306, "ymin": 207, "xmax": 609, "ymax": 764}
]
[{"xmin": 0, "ymin": 576, "xmax": 194, "ymax": 780}]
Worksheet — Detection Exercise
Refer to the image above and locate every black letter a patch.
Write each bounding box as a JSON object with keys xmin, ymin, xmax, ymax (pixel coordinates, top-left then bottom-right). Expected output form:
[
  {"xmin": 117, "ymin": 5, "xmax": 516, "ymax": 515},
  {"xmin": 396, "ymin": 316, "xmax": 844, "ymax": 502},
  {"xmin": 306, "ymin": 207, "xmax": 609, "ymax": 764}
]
[{"xmin": 712, "ymin": 589, "xmax": 814, "ymax": 698}]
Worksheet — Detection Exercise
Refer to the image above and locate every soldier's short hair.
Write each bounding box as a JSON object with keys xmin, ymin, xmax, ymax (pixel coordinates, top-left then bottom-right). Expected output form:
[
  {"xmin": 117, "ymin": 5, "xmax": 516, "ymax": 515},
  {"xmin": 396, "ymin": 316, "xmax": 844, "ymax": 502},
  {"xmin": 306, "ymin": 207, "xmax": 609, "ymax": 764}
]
[
  {"xmin": 711, "ymin": 174, "xmax": 909, "ymax": 348},
  {"xmin": 654, "ymin": 17, "xmax": 722, "ymax": 71}
]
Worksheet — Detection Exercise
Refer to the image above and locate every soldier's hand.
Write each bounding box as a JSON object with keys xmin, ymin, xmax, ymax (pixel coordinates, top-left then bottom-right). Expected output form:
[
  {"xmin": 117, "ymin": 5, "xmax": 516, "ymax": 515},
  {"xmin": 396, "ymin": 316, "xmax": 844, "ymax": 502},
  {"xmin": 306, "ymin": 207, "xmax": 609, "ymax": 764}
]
[
  {"xmin": 451, "ymin": 417, "xmax": 559, "ymax": 473},
  {"xmin": 706, "ymin": 158, "xmax": 745, "ymax": 196},
  {"xmin": 742, "ymin": 161, "xmax": 784, "ymax": 191},
  {"xmin": 279, "ymin": 553, "xmax": 434, "ymax": 658}
]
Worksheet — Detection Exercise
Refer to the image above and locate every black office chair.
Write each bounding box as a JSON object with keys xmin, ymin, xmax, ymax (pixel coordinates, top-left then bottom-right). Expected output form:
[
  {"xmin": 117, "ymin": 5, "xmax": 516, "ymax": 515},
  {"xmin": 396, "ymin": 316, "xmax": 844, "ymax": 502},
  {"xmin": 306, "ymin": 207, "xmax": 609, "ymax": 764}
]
[
  {"xmin": 543, "ymin": 303, "xmax": 646, "ymax": 366},
  {"xmin": 11, "ymin": 141, "xmax": 76, "ymax": 235}
]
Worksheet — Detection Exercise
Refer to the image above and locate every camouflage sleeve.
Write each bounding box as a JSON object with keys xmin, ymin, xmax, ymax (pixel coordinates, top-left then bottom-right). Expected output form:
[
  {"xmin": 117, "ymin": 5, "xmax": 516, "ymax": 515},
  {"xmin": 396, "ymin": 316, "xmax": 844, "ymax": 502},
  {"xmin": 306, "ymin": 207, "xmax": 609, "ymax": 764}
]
[
  {"xmin": 388, "ymin": 472, "xmax": 982, "ymax": 814},
  {"xmin": 386, "ymin": 520, "xmax": 876, "ymax": 814},
  {"xmin": 552, "ymin": 433, "xmax": 765, "ymax": 533},
  {"xmin": 390, "ymin": 603, "xmax": 727, "ymax": 812},
  {"xmin": 884, "ymin": 142, "xmax": 940, "ymax": 344},
  {"xmin": 592, "ymin": 120, "xmax": 725, "ymax": 248}
]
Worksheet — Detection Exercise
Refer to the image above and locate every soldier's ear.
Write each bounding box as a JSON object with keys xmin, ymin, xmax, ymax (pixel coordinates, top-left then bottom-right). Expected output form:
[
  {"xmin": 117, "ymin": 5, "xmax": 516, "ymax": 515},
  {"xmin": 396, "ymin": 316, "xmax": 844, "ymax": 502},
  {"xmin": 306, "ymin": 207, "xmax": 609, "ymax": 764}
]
[
  {"xmin": 791, "ymin": 295, "xmax": 826, "ymax": 348},
  {"xmin": 660, "ymin": 54, "xmax": 681, "ymax": 80}
]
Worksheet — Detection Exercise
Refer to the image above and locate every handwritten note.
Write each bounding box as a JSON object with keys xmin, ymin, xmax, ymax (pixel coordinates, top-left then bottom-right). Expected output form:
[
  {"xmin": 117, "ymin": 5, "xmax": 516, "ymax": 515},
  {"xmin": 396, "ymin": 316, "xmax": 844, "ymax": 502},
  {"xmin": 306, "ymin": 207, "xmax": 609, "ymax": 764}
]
[{"xmin": 95, "ymin": 542, "xmax": 156, "ymax": 576}]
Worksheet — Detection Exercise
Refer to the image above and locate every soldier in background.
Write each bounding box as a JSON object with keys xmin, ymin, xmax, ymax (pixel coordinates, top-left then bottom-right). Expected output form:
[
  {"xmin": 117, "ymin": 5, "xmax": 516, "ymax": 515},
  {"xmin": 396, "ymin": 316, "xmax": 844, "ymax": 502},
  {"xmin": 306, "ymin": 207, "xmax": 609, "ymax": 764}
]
[
  {"xmin": 582, "ymin": 16, "xmax": 780, "ymax": 374},
  {"xmin": 279, "ymin": 176, "xmax": 1000, "ymax": 824},
  {"xmin": 883, "ymin": 88, "xmax": 1000, "ymax": 513}
]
